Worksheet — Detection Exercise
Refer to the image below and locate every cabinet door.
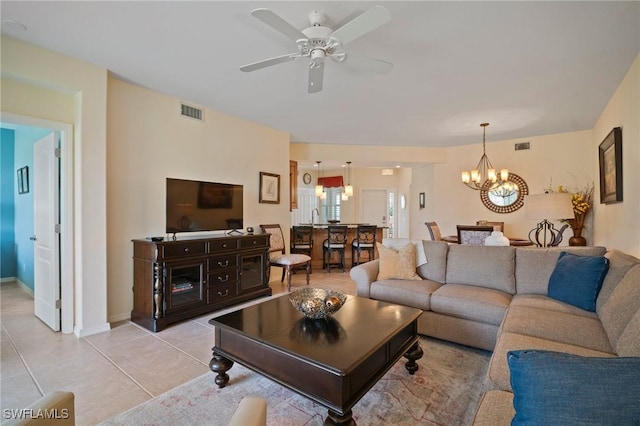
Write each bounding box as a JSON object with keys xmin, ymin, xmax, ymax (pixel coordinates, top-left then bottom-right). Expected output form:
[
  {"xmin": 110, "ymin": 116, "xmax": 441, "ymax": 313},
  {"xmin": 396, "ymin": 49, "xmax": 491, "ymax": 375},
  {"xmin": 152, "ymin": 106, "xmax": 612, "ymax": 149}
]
[
  {"xmin": 239, "ymin": 251, "xmax": 267, "ymax": 292},
  {"xmin": 165, "ymin": 260, "xmax": 205, "ymax": 313}
]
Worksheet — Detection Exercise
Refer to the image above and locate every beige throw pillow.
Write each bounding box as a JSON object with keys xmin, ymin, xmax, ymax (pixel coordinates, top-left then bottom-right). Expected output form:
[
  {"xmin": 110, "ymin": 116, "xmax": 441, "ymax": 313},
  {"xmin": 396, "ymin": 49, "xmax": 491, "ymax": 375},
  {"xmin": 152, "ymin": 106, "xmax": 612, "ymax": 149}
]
[{"xmin": 377, "ymin": 242, "xmax": 422, "ymax": 281}]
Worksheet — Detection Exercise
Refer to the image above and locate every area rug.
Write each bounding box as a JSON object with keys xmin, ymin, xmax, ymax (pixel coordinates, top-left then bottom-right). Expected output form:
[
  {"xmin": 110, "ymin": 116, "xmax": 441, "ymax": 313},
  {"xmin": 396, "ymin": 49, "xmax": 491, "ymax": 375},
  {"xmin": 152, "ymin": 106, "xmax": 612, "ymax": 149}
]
[{"xmin": 100, "ymin": 337, "xmax": 490, "ymax": 425}]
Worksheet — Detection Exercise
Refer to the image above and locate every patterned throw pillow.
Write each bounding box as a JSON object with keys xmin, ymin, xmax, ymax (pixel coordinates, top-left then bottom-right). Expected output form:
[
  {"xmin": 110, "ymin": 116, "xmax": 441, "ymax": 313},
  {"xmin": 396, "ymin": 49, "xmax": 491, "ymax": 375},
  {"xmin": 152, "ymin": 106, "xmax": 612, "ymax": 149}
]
[{"xmin": 376, "ymin": 242, "xmax": 422, "ymax": 281}]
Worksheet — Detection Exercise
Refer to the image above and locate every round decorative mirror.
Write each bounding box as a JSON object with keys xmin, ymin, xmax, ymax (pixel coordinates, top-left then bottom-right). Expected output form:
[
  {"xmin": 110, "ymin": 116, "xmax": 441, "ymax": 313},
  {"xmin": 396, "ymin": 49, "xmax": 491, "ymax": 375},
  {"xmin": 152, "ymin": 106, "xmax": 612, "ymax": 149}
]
[{"xmin": 480, "ymin": 173, "xmax": 529, "ymax": 213}]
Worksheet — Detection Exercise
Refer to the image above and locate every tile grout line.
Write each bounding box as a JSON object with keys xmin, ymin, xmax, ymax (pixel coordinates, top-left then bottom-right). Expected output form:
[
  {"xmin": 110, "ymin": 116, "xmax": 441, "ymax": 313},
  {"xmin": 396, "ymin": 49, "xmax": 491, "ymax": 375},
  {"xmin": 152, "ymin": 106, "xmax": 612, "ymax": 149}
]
[
  {"xmin": 82, "ymin": 337, "xmax": 155, "ymax": 398},
  {"xmin": 0, "ymin": 322, "xmax": 45, "ymax": 397},
  {"xmin": 126, "ymin": 320, "xmax": 211, "ymax": 367}
]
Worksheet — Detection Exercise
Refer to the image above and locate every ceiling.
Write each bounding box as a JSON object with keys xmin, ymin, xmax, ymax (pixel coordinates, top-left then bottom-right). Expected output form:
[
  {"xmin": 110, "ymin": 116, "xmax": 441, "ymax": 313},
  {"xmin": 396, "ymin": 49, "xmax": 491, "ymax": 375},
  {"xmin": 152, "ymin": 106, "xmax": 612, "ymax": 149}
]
[{"xmin": 2, "ymin": 1, "xmax": 639, "ymax": 153}]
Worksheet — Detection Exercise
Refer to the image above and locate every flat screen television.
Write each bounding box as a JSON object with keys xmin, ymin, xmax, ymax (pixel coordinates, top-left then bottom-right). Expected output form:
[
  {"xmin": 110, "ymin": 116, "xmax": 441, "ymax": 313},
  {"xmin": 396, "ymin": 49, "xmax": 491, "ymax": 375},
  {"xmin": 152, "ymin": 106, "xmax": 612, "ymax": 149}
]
[{"xmin": 166, "ymin": 178, "xmax": 243, "ymax": 235}]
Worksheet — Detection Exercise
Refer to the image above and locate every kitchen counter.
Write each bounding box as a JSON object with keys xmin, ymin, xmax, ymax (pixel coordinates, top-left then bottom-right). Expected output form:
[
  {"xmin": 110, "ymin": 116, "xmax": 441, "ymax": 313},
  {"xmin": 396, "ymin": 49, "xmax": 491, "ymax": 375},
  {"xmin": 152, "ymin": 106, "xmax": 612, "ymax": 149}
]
[{"xmin": 293, "ymin": 225, "xmax": 388, "ymax": 270}]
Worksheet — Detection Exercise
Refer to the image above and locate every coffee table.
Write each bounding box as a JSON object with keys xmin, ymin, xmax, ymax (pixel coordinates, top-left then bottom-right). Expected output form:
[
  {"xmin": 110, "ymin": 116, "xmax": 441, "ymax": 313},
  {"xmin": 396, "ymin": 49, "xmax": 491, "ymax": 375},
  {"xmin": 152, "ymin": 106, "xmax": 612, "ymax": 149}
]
[{"xmin": 209, "ymin": 294, "xmax": 423, "ymax": 425}]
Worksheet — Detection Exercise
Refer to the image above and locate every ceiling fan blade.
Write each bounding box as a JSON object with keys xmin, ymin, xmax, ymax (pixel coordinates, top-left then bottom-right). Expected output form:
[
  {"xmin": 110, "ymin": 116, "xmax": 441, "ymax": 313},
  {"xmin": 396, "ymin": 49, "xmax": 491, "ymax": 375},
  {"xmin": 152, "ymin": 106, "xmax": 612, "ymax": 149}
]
[
  {"xmin": 328, "ymin": 6, "xmax": 391, "ymax": 46},
  {"xmin": 339, "ymin": 52, "xmax": 393, "ymax": 74},
  {"xmin": 308, "ymin": 62, "xmax": 325, "ymax": 93},
  {"xmin": 240, "ymin": 54, "xmax": 298, "ymax": 72},
  {"xmin": 251, "ymin": 8, "xmax": 308, "ymax": 43}
]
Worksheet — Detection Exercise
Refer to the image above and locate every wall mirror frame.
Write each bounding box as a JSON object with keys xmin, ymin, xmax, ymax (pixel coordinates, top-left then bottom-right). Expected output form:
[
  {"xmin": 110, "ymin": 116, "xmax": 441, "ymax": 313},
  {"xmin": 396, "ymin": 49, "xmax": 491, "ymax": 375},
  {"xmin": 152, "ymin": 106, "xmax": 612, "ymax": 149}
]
[{"xmin": 480, "ymin": 172, "xmax": 529, "ymax": 214}]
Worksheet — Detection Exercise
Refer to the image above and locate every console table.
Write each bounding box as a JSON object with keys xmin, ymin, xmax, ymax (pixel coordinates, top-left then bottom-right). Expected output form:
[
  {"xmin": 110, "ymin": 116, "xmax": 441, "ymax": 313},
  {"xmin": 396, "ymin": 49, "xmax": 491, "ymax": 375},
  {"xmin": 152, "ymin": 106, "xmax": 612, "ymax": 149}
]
[{"xmin": 131, "ymin": 234, "xmax": 272, "ymax": 332}]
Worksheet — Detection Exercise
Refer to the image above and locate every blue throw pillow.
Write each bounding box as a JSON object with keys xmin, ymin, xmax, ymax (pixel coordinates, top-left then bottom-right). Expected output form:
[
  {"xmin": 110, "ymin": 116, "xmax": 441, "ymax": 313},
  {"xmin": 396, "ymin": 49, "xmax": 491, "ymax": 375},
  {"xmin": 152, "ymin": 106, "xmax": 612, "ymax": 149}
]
[
  {"xmin": 508, "ymin": 350, "xmax": 640, "ymax": 426},
  {"xmin": 547, "ymin": 251, "xmax": 609, "ymax": 311}
]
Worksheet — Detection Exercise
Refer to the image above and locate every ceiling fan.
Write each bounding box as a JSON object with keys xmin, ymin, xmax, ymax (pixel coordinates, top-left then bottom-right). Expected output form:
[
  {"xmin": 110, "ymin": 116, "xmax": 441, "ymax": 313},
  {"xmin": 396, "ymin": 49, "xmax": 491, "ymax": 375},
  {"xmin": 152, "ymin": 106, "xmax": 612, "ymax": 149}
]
[{"xmin": 240, "ymin": 6, "xmax": 393, "ymax": 93}]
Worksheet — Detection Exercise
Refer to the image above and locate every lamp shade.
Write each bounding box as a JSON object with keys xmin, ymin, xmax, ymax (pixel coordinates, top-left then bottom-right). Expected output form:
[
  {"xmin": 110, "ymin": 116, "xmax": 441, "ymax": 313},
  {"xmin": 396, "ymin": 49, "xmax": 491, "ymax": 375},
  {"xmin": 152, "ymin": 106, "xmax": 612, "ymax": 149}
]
[{"xmin": 524, "ymin": 193, "xmax": 574, "ymax": 220}]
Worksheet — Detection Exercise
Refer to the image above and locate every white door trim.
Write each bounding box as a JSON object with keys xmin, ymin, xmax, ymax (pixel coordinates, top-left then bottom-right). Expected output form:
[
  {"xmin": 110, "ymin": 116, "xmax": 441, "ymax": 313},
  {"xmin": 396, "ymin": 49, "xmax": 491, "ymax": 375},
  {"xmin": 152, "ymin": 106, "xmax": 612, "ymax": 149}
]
[{"xmin": 2, "ymin": 112, "xmax": 74, "ymax": 334}]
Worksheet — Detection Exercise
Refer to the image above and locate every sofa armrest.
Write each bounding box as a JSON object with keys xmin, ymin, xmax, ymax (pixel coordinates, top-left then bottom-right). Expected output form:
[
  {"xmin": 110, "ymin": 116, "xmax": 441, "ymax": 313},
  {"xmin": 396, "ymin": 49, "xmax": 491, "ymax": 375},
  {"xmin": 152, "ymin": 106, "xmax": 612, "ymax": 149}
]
[
  {"xmin": 1, "ymin": 391, "xmax": 74, "ymax": 426},
  {"xmin": 349, "ymin": 259, "xmax": 380, "ymax": 298}
]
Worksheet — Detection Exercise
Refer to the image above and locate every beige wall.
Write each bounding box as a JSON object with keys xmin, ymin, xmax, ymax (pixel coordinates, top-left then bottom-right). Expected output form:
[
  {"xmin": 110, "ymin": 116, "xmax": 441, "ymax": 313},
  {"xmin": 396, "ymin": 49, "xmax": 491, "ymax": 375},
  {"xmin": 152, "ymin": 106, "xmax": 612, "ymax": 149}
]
[
  {"xmin": 107, "ymin": 78, "xmax": 291, "ymax": 321},
  {"xmin": 592, "ymin": 53, "xmax": 640, "ymax": 256},
  {"xmin": 415, "ymin": 130, "xmax": 595, "ymax": 243},
  {"xmin": 1, "ymin": 36, "xmax": 109, "ymax": 337}
]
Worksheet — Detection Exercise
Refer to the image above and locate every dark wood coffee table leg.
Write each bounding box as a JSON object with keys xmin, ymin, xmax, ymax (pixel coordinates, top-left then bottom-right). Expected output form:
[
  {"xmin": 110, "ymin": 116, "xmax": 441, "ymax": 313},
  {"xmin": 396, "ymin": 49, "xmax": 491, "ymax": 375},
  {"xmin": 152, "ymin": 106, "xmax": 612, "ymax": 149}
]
[
  {"xmin": 403, "ymin": 342, "xmax": 423, "ymax": 375},
  {"xmin": 209, "ymin": 349, "xmax": 234, "ymax": 388},
  {"xmin": 325, "ymin": 409, "xmax": 355, "ymax": 426}
]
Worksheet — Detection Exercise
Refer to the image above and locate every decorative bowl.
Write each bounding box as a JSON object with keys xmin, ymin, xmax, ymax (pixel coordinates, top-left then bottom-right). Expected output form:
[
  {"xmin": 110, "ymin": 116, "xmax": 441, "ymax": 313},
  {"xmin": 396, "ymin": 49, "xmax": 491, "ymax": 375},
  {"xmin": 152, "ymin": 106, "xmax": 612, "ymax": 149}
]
[{"xmin": 289, "ymin": 288, "xmax": 347, "ymax": 319}]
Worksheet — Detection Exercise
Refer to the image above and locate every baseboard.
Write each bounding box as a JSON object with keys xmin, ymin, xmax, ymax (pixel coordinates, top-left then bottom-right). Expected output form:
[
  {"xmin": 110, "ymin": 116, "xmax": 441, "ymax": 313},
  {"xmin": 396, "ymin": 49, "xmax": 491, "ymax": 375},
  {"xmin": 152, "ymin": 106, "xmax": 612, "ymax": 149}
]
[
  {"xmin": 13, "ymin": 279, "xmax": 35, "ymax": 297},
  {"xmin": 74, "ymin": 322, "xmax": 111, "ymax": 337},
  {"xmin": 108, "ymin": 312, "xmax": 132, "ymax": 323},
  {"xmin": 0, "ymin": 277, "xmax": 16, "ymax": 283}
]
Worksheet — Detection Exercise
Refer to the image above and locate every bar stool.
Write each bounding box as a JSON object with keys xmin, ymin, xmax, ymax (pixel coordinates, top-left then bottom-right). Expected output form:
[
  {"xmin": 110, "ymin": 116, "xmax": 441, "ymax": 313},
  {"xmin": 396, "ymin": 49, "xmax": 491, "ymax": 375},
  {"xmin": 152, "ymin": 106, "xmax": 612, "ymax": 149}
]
[
  {"xmin": 351, "ymin": 225, "xmax": 377, "ymax": 267},
  {"xmin": 291, "ymin": 225, "xmax": 313, "ymax": 273},
  {"xmin": 322, "ymin": 225, "xmax": 348, "ymax": 273}
]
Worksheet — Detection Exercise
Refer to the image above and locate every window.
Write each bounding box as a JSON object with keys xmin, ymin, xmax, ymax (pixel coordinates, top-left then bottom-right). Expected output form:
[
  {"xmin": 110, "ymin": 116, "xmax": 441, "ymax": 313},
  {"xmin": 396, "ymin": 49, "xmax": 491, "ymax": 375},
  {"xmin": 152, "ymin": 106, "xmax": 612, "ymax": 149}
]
[{"xmin": 321, "ymin": 187, "xmax": 341, "ymax": 221}]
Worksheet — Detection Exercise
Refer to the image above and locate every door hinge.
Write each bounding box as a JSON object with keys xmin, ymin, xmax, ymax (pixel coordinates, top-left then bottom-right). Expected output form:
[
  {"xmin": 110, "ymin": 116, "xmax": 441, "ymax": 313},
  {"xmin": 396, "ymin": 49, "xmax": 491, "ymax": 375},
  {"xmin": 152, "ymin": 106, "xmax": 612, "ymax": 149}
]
[
  {"xmin": 55, "ymin": 299, "xmax": 61, "ymax": 309},
  {"xmin": 55, "ymin": 224, "xmax": 61, "ymax": 234},
  {"xmin": 55, "ymin": 148, "xmax": 61, "ymax": 158}
]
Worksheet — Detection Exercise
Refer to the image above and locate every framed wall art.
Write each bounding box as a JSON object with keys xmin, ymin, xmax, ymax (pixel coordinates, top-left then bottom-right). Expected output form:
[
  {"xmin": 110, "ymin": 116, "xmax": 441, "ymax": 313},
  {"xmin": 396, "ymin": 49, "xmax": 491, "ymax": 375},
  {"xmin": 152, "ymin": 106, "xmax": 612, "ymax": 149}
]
[
  {"xmin": 17, "ymin": 166, "xmax": 29, "ymax": 194},
  {"xmin": 419, "ymin": 192, "xmax": 425, "ymax": 209},
  {"xmin": 259, "ymin": 172, "xmax": 280, "ymax": 204},
  {"xmin": 598, "ymin": 127, "xmax": 622, "ymax": 204}
]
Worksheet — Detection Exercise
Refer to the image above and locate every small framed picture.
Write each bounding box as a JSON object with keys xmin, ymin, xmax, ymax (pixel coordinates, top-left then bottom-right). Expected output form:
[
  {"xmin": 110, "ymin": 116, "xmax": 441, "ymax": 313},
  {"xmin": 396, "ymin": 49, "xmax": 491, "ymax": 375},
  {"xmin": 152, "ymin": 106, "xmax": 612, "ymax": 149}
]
[
  {"xmin": 17, "ymin": 166, "xmax": 29, "ymax": 194},
  {"xmin": 259, "ymin": 172, "xmax": 280, "ymax": 204},
  {"xmin": 598, "ymin": 127, "xmax": 622, "ymax": 204},
  {"xmin": 419, "ymin": 192, "xmax": 425, "ymax": 209}
]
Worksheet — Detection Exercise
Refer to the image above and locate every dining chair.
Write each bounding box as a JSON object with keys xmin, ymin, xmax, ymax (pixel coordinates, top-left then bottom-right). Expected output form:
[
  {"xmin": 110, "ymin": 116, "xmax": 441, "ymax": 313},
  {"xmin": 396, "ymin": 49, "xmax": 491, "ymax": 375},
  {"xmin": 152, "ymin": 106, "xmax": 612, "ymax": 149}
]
[
  {"xmin": 456, "ymin": 225, "xmax": 494, "ymax": 246},
  {"xmin": 476, "ymin": 221, "xmax": 505, "ymax": 232},
  {"xmin": 351, "ymin": 224, "xmax": 377, "ymax": 267},
  {"xmin": 291, "ymin": 225, "xmax": 313, "ymax": 273},
  {"xmin": 425, "ymin": 222, "xmax": 443, "ymax": 241},
  {"xmin": 260, "ymin": 224, "xmax": 310, "ymax": 291},
  {"xmin": 322, "ymin": 225, "xmax": 348, "ymax": 272}
]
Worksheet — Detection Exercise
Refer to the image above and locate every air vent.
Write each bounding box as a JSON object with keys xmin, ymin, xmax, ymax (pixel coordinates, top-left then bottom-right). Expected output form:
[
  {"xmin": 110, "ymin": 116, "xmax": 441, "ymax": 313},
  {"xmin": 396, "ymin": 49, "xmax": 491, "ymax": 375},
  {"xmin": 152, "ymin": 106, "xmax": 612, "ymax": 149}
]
[
  {"xmin": 514, "ymin": 142, "xmax": 531, "ymax": 151},
  {"xmin": 180, "ymin": 103, "xmax": 203, "ymax": 121}
]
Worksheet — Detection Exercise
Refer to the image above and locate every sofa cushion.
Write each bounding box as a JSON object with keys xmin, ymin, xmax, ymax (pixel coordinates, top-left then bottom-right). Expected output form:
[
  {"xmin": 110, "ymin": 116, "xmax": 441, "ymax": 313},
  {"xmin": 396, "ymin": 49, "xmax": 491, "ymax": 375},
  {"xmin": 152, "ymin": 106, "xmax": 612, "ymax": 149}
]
[
  {"xmin": 500, "ymin": 305, "xmax": 612, "ymax": 353},
  {"xmin": 416, "ymin": 240, "xmax": 448, "ymax": 283},
  {"xmin": 515, "ymin": 246, "xmax": 607, "ymax": 294},
  {"xmin": 376, "ymin": 242, "xmax": 422, "ymax": 281},
  {"xmin": 510, "ymin": 294, "xmax": 598, "ymax": 319},
  {"xmin": 370, "ymin": 279, "xmax": 442, "ymax": 311},
  {"xmin": 616, "ymin": 309, "xmax": 640, "ymax": 356},
  {"xmin": 446, "ymin": 245, "xmax": 516, "ymax": 294},
  {"xmin": 487, "ymin": 331, "xmax": 614, "ymax": 391},
  {"xmin": 547, "ymin": 251, "xmax": 609, "ymax": 312},
  {"xmin": 472, "ymin": 390, "xmax": 514, "ymax": 426},
  {"xmin": 599, "ymin": 264, "xmax": 640, "ymax": 352},
  {"xmin": 597, "ymin": 249, "xmax": 640, "ymax": 311},
  {"xmin": 431, "ymin": 284, "xmax": 512, "ymax": 326},
  {"xmin": 508, "ymin": 350, "xmax": 640, "ymax": 425}
]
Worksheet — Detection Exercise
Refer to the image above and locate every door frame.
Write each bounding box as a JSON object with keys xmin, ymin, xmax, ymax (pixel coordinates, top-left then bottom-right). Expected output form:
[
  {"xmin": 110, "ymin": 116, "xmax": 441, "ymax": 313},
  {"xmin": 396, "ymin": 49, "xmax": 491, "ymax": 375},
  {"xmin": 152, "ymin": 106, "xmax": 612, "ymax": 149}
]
[{"xmin": 2, "ymin": 112, "xmax": 74, "ymax": 334}]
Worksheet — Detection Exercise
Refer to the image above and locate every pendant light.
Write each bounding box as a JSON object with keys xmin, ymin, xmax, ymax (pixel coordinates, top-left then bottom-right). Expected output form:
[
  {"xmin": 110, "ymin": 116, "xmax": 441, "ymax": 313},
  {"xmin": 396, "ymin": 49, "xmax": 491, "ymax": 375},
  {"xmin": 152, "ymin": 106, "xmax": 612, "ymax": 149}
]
[
  {"xmin": 344, "ymin": 161, "xmax": 354, "ymax": 197},
  {"xmin": 315, "ymin": 161, "xmax": 324, "ymax": 197}
]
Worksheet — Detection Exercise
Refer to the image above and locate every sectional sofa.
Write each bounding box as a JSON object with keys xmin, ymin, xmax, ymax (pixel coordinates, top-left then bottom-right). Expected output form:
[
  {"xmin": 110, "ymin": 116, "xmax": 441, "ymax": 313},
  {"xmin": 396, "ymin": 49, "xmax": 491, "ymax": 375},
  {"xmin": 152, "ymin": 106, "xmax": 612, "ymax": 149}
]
[{"xmin": 350, "ymin": 239, "xmax": 640, "ymax": 424}]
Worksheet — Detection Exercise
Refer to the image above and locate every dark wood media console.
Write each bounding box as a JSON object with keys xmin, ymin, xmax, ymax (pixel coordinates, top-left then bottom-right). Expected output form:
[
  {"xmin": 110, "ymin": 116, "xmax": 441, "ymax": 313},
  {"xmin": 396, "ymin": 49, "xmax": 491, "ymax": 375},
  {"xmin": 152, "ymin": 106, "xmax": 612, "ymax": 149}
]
[{"xmin": 131, "ymin": 234, "xmax": 272, "ymax": 332}]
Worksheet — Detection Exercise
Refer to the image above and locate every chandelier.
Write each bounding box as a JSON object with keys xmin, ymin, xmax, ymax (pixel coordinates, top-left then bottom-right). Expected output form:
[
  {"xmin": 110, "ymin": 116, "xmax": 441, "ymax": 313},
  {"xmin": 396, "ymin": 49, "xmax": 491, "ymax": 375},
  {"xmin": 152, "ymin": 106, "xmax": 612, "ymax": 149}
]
[{"xmin": 461, "ymin": 123, "xmax": 509, "ymax": 191}]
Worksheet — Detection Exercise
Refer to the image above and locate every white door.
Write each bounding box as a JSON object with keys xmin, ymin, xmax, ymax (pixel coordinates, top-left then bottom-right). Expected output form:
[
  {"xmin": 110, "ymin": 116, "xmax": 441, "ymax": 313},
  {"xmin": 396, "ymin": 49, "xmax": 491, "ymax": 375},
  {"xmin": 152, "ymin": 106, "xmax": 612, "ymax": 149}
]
[
  {"xmin": 33, "ymin": 132, "xmax": 60, "ymax": 331},
  {"xmin": 360, "ymin": 189, "xmax": 388, "ymax": 227}
]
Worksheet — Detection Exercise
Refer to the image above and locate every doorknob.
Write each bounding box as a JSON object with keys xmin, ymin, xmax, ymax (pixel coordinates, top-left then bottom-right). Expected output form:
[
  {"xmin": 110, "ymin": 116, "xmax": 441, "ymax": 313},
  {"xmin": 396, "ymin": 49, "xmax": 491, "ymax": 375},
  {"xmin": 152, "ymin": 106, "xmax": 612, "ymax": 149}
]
[{"xmin": 30, "ymin": 235, "xmax": 37, "ymax": 241}]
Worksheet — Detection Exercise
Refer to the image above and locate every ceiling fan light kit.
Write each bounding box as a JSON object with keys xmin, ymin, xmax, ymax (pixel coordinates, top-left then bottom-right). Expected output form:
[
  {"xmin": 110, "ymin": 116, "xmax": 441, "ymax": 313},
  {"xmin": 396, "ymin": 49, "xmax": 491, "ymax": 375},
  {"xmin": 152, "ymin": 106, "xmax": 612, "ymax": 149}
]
[{"xmin": 240, "ymin": 6, "xmax": 393, "ymax": 93}]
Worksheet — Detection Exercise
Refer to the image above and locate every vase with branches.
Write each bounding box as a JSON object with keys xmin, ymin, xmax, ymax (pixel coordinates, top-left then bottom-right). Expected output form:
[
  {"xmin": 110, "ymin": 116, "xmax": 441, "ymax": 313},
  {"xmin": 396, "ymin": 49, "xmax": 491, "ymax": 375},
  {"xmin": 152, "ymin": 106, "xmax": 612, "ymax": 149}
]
[{"xmin": 547, "ymin": 181, "xmax": 594, "ymax": 246}]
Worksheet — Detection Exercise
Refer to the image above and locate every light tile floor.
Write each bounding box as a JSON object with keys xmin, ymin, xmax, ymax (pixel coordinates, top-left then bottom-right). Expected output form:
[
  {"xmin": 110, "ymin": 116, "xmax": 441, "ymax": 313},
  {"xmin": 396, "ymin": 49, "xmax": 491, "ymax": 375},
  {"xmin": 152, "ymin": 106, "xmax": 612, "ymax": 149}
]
[{"xmin": 0, "ymin": 269, "xmax": 356, "ymax": 425}]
